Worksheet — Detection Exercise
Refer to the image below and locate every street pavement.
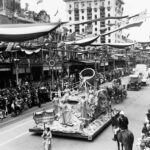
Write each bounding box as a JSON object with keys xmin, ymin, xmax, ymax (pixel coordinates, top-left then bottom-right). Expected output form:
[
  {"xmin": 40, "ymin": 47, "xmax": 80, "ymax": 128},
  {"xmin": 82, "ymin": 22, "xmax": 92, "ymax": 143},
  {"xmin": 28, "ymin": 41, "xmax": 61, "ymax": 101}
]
[{"xmin": 0, "ymin": 76, "xmax": 149, "ymax": 150}]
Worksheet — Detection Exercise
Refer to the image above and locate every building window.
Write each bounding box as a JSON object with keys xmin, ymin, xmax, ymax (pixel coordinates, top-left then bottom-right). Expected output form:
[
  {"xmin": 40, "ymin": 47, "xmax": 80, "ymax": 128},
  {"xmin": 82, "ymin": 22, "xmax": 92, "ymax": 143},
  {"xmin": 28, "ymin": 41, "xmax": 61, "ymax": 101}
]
[
  {"xmin": 95, "ymin": 15, "xmax": 97, "ymax": 19},
  {"xmin": 87, "ymin": 1, "xmax": 92, "ymax": 7},
  {"xmin": 108, "ymin": 1, "xmax": 110, "ymax": 5},
  {"xmin": 100, "ymin": 21, "xmax": 105, "ymax": 27},
  {"xmin": 82, "ymin": 16, "xmax": 84, "ymax": 20},
  {"xmin": 74, "ymin": 9, "xmax": 79, "ymax": 21},
  {"xmin": 81, "ymin": 9, "xmax": 84, "ymax": 13},
  {"xmin": 69, "ymin": 4, "xmax": 72, "ymax": 9},
  {"xmin": 94, "ymin": 8, "xmax": 97, "ymax": 12},
  {"xmin": 108, "ymin": 20, "xmax": 110, "ymax": 24},
  {"xmin": 87, "ymin": 7, "xmax": 92, "ymax": 20},
  {"xmin": 69, "ymin": 17, "xmax": 72, "ymax": 21},
  {"xmin": 70, "ymin": 29, "xmax": 72, "ymax": 33},
  {"xmin": 68, "ymin": 10, "xmax": 72, "ymax": 14},
  {"xmin": 82, "ymin": 28, "xmax": 84, "ymax": 33},
  {"xmin": 75, "ymin": 24, "xmax": 80, "ymax": 33},
  {"xmin": 81, "ymin": 2, "xmax": 84, "ymax": 7},
  {"xmin": 95, "ymin": 28, "xmax": 97, "ymax": 31},
  {"xmin": 108, "ymin": 39, "xmax": 111, "ymax": 43},
  {"xmin": 107, "ymin": 7, "xmax": 111, "ymax": 11},
  {"xmin": 108, "ymin": 27, "xmax": 111, "ymax": 30},
  {"xmin": 95, "ymin": 22, "xmax": 97, "ymax": 25},
  {"xmin": 108, "ymin": 13, "xmax": 110, "ymax": 17},
  {"xmin": 74, "ymin": 2, "xmax": 79, "ymax": 9},
  {"xmin": 101, "ymin": 36, "xmax": 105, "ymax": 43}
]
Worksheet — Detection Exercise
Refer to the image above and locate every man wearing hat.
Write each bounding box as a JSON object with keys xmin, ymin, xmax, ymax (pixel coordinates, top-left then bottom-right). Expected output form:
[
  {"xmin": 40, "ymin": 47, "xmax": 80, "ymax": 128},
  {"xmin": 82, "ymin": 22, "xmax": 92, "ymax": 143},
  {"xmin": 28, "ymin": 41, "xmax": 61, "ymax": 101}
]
[{"xmin": 112, "ymin": 110, "xmax": 129, "ymax": 141}]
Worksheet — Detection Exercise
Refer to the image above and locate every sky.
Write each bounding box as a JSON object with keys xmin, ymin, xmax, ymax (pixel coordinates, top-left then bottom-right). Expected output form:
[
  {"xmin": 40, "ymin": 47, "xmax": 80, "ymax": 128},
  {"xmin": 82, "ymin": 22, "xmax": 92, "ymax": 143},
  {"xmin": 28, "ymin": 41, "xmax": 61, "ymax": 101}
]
[{"xmin": 21, "ymin": 0, "xmax": 150, "ymax": 42}]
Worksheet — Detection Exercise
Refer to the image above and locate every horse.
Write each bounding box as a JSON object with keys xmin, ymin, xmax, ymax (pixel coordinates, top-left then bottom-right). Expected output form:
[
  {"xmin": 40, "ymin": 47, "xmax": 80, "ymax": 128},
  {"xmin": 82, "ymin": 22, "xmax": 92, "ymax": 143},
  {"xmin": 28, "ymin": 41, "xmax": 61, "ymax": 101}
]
[
  {"xmin": 116, "ymin": 129, "xmax": 134, "ymax": 150},
  {"xmin": 111, "ymin": 113, "xmax": 134, "ymax": 150}
]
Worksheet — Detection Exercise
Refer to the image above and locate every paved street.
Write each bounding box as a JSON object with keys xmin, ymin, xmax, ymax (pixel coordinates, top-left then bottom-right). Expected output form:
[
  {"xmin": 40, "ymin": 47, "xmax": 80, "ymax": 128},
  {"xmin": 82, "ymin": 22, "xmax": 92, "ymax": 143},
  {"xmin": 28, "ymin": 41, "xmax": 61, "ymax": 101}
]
[{"xmin": 0, "ymin": 77, "xmax": 149, "ymax": 150}]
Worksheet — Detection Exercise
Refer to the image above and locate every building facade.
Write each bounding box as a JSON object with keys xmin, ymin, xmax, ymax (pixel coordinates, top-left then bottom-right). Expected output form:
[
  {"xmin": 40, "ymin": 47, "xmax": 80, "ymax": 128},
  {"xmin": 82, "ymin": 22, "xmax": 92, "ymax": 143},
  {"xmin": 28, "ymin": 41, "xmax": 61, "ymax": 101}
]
[
  {"xmin": 0, "ymin": 0, "xmax": 50, "ymax": 24},
  {"xmin": 63, "ymin": 0, "xmax": 125, "ymax": 43}
]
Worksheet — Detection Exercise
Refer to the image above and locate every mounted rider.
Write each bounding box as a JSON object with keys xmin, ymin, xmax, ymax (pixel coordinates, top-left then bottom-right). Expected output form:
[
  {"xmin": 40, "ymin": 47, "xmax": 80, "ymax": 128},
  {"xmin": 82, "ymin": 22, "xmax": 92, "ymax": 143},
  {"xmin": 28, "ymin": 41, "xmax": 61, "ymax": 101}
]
[{"xmin": 112, "ymin": 110, "xmax": 129, "ymax": 141}]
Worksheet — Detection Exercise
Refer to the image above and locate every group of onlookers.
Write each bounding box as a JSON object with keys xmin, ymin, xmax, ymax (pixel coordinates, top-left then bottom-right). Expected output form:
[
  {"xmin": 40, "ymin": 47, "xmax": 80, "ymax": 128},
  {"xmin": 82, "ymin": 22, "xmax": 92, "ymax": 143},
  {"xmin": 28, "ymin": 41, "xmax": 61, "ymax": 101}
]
[
  {"xmin": 138, "ymin": 109, "xmax": 150, "ymax": 149},
  {"xmin": 0, "ymin": 81, "xmax": 50, "ymax": 119}
]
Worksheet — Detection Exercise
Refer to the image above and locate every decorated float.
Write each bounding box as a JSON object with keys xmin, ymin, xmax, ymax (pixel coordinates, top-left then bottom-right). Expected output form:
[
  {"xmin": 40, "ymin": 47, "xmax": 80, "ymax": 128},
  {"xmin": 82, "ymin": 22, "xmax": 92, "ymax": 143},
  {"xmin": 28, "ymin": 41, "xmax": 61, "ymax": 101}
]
[{"xmin": 29, "ymin": 68, "xmax": 119, "ymax": 140}]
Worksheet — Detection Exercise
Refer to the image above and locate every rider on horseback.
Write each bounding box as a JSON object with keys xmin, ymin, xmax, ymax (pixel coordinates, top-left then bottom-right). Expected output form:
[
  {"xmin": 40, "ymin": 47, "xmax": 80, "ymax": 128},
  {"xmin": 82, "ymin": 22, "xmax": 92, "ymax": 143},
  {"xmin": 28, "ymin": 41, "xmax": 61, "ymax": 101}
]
[{"xmin": 112, "ymin": 110, "xmax": 129, "ymax": 141}]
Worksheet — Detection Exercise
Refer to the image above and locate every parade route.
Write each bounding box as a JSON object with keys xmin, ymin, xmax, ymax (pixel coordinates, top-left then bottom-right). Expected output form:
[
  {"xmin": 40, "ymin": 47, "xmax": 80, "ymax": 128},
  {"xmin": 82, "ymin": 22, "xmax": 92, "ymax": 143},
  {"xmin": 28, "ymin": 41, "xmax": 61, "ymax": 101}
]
[{"xmin": 0, "ymin": 77, "xmax": 149, "ymax": 150}]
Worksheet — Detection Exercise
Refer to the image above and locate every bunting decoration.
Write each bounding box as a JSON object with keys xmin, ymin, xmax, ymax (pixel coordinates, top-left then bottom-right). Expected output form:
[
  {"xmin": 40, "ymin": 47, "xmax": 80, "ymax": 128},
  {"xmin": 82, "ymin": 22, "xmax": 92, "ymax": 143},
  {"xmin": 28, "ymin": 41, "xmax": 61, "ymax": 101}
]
[
  {"xmin": 69, "ymin": 16, "xmax": 129, "ymax": 25},
  {"xmin": 64, "ymin": 35, "xmax": 100, "ymax": 46},
  {"xmin": 0, "ymin": 22, "xmax": 67, "ymax": 42},
  {"xmin": 101, "ymin": 21, "xmax": 143, "ymax": 37}
]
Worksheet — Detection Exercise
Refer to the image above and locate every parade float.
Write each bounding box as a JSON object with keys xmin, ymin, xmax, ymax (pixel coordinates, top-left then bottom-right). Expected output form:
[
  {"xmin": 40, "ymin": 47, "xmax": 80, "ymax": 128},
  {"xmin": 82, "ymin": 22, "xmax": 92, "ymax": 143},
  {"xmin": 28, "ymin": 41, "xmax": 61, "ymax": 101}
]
[{"xmin": 29, "ymin": 68, "xmax": 119, "ymax": 141}]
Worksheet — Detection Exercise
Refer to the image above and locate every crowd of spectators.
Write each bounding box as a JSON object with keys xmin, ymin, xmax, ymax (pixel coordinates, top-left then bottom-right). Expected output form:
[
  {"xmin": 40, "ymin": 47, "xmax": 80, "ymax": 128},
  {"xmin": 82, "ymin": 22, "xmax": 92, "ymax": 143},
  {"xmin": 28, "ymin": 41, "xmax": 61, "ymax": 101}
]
[{"xmin": 0, "ymin": 81, "xmax": 50, "ymax": 119}]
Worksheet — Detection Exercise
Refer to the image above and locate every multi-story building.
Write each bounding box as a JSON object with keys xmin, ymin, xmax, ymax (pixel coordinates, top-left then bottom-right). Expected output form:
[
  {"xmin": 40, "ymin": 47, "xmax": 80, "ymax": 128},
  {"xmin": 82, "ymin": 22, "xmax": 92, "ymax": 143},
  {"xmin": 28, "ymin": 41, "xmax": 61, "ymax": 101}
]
[{"xmin": 63, "ymin": 0, "xmax": 125, "ymax": 43}]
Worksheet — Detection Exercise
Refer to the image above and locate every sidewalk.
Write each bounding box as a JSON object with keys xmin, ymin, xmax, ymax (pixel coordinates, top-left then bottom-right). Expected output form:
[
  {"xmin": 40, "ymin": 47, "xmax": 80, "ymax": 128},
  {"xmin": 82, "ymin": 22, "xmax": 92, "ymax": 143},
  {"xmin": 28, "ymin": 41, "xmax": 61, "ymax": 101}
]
[{"xmin": 0, "ymin": 101, "xmax": 53, "ymax": 128}]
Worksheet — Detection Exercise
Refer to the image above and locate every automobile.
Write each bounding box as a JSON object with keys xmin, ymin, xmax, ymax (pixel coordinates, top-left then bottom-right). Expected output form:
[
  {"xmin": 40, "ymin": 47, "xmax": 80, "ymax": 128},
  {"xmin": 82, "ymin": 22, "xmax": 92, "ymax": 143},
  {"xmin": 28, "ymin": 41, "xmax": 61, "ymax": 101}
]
[
  {"xmin": 138, "ymin": 72, "xmax": 148, "ymax": 86},
  {"xmin": 127, "ymin": 74, "xmax": 142, "ymax": 91}
]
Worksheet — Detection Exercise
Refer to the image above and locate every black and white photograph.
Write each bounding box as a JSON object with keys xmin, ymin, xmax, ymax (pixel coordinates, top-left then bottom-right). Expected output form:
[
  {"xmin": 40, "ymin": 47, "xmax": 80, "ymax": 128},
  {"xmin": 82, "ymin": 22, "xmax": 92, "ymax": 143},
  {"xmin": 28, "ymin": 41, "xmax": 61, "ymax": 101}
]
[{"xmin": 0, "ymin": 0, "xmax": 150, "ymax": 150}]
